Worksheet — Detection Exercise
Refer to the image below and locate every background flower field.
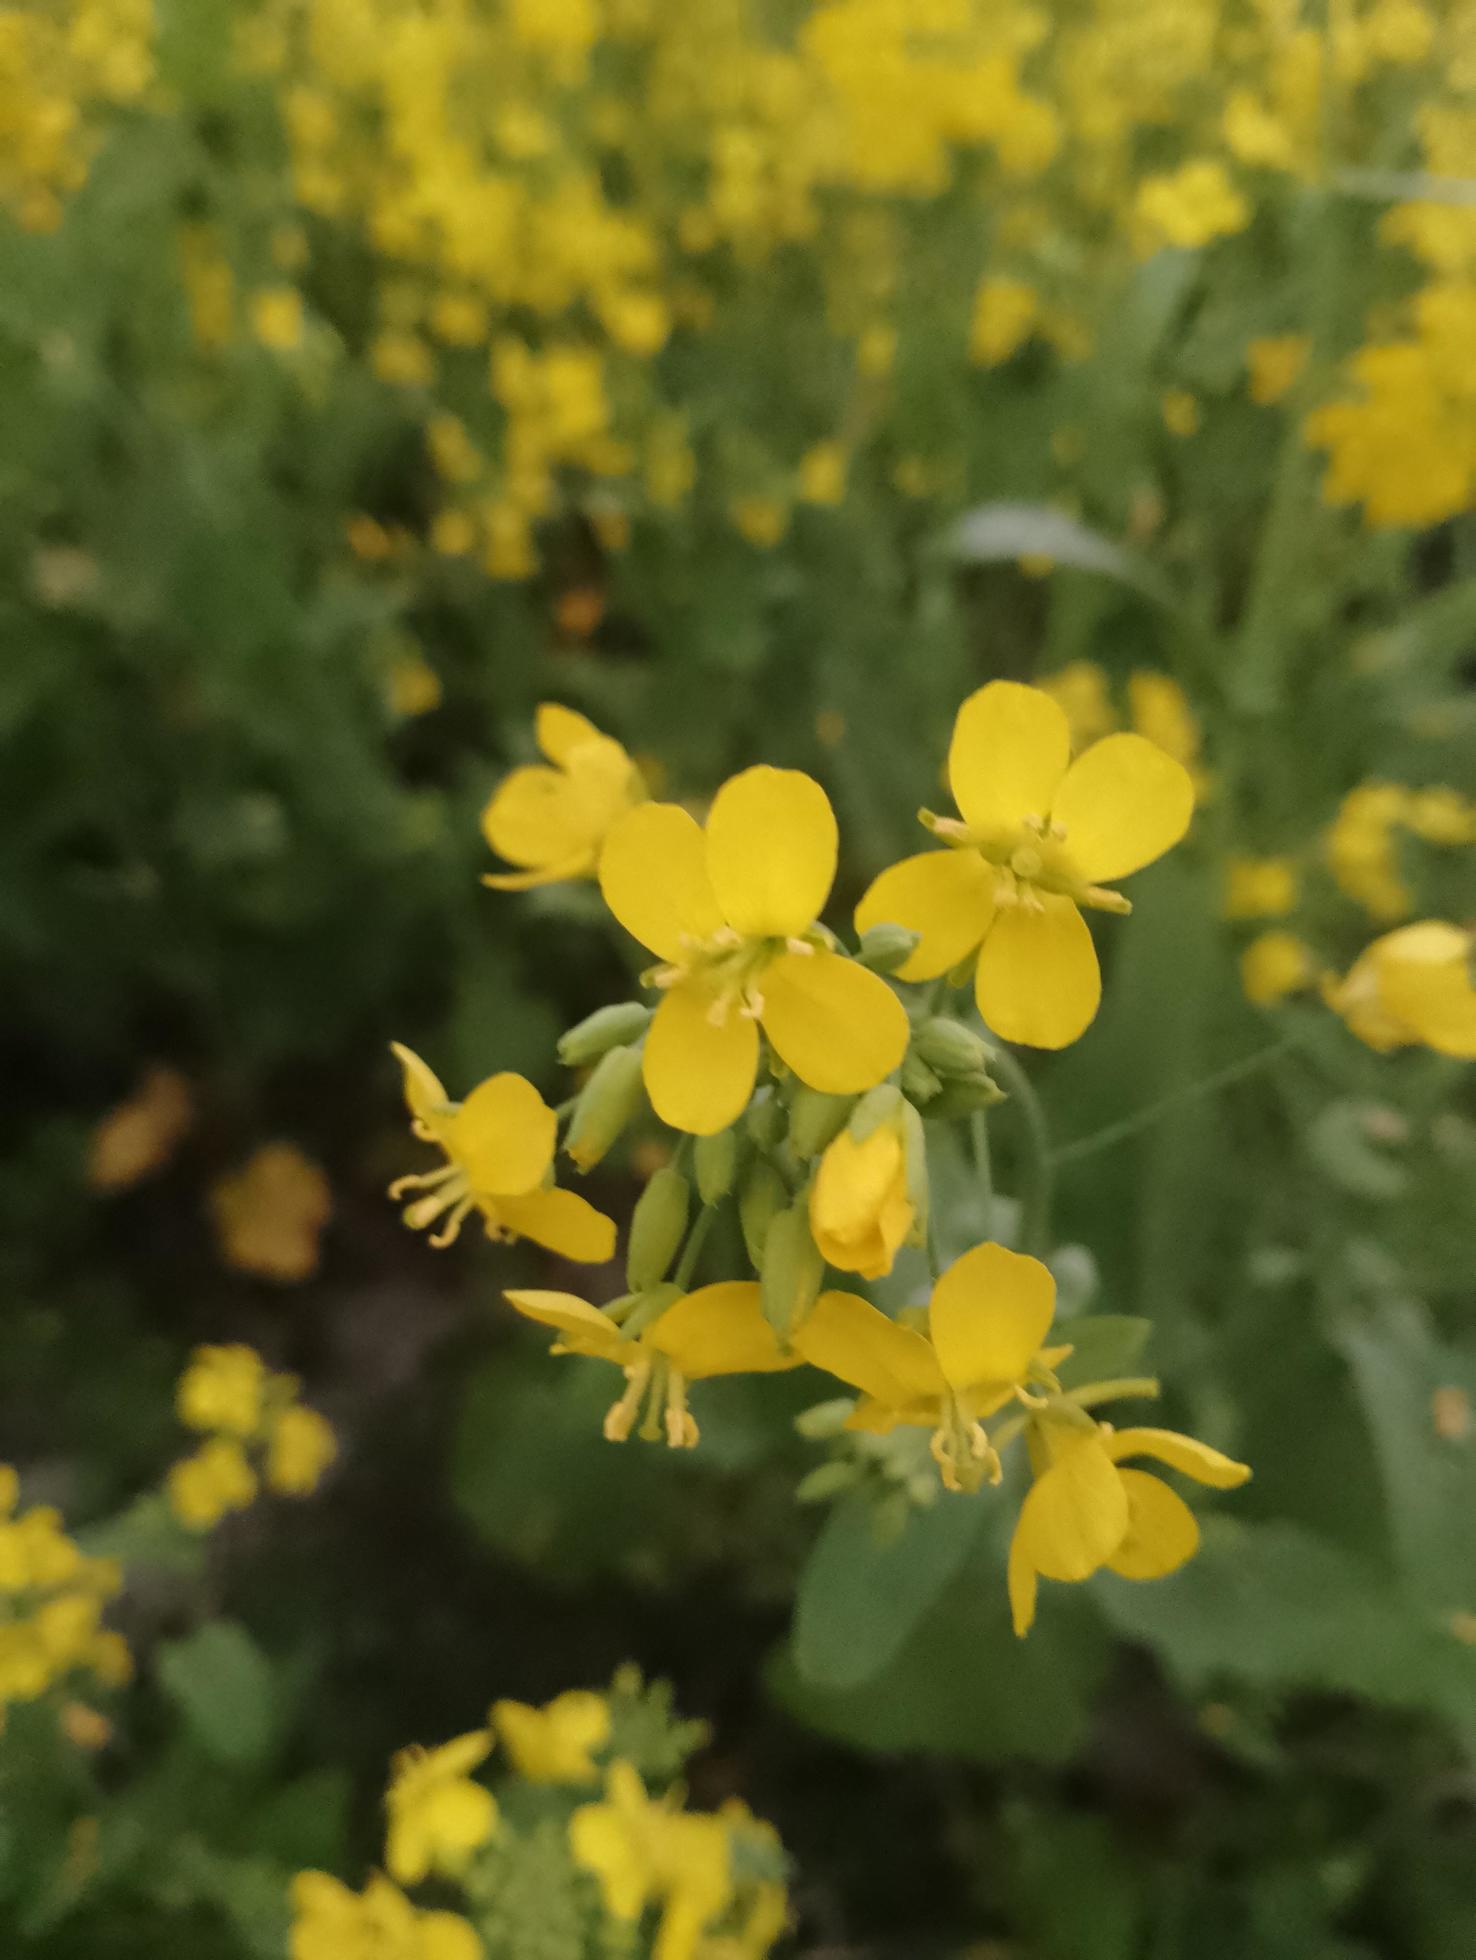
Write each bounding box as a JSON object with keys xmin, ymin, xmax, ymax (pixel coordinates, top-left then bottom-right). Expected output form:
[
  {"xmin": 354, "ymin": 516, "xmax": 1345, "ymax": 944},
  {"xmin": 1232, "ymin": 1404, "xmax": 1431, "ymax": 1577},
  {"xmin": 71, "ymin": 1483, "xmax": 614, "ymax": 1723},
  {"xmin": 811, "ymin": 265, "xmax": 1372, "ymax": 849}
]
[{"xmin": 3, "ymin": 1, "xmax": 1476, "ymax": 1955}]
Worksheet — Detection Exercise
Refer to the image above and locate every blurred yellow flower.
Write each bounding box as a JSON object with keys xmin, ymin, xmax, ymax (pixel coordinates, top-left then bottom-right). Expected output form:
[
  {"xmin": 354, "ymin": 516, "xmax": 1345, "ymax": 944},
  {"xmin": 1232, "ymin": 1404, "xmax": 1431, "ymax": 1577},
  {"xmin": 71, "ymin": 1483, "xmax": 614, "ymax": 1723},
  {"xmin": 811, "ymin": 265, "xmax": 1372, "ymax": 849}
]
[
  {"xmin": 167, "ymin": 1438, "xmax": 258, "ymax": 1532},
  {"xmin": 266, "ymin": 1406, "xmax": 338, "ymax": 1497},
  {"xmin": 177, "ymin": 1344, "xmax": 266, "ymax": 1438},
  {"xmin": 1133, "ymin": 159, "xmax": 1249, "ymax": 255},
  {"xmin": 87, "ymin": 1065, "xmax": 193, "ymax": 1192},
  {"xmin": 289, "ymin": 1871, "xmax": 482, "ymax": 1960},
  {"xmin": 1224, "ymin": 856, "xmax": 1299, "ymax": 920},
  {"xmin": 1240, "ymin": 929, "xmax": 1315, "ymax": 1006},
  {"xmin": 571, "ymin": 1761, "xmax": 733, "ymax": 1960},
  {"xmin": 1246, "ymin": 334, "xmax": 1309, "ymax": 405},
  {"xmin": 1325, "ymin": 922, "xmax": 1476, "ymax": 1057},
  {"xmin": 481, "ymin": 702, "xmax": 645, "ymax": 889},
  {"xmin": 210, "ymin": 1144, "xmax": 332, "ymax": 1283},
  {"xmin": 491, "ymin": 1689, "xmax": 609, "ymax": 1784},
  {"xmin": 1161, "ymin": 388, "xmax": 1200, "ymax": 437},
  {"xmin": 969, "ymin": 276, "xmax": 1038, "ymax": 366},
  {"xmin": 250, "ymin": 286, "xmax": 305, "ymax": 351},
  {"xmin": 385, "ymin": 1732, "xmax": 498, "ymax": 1887}
]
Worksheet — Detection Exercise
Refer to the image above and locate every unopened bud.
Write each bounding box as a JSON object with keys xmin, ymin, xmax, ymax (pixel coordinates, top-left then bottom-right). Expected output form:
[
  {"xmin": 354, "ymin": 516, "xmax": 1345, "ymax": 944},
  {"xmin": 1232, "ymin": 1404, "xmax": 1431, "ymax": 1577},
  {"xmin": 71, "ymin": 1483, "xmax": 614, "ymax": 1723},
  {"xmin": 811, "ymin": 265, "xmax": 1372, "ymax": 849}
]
[
  {"xmin": 565, "ymin": 1045, "xmax": 645, "ymax": 1171},
  {"xmin": 795, "ymin": 1460, "xmax": 860, "ymax": 1505},
  {"xmin": 557, "ymin": 1001, "xmax": 652, "ymax": 1068},
  {"xmin": 926, "ymin": 1073, "xmax": 1007, "ymax": 1121},
  {"xmin": 788, "ymin": 1087, "xmax": 854, "ymax": 1159},
  {"xmin": 856, "ymin": 922, "xmax": 922, "ymax": 974},
  {"xmin": 848, "ymin": 1083, "xmax": 904, "ymax": 1144},
  {"xmin": 900, "ymin": 1053, "xmax": 942, "ymax": 1104},
  {"xmin": 746, "ymin": 1088, "xmax": 783, "ymax": 1149},
  {"xmin": 760, "ymin": 1202, "xmax": 824, "ymax": 1342},
  {"xmin": 913, "ymin": 1015, "xmax": 994, "ymax": 1078},
  {"xmin": 694, "ymin": 1128, "xmax": 740, "ymax": 1206},
  {"xmin": 739, "ymin": 1161, "xmax": 786, "ymax": 1268},
  {"xmin": 626, "ymin": 1167, "xmax": 690, "ymax": 1292},
  {"xmin": 794, "ymin": 1396, "xmax": 857, "ymax": 1440}
]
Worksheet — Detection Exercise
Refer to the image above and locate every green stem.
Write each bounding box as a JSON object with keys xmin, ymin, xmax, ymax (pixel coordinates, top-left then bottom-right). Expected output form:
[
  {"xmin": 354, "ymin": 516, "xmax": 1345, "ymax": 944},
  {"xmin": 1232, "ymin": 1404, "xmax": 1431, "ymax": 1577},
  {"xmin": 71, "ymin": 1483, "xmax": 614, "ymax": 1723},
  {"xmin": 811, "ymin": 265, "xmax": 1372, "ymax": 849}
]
[
  {"xmin": 989, "ymin": 1046, "xmax": 1053, "ymax": 1258},
  {"xmin": 969, "ymin": 1109, "xmax": 994, "ymax": 1241},
  {"xmin": 673, "ymin": 1203, "xmax": 718, "ymax": 1290},
  {"xmin": 1052, "ymin": 1036, "xmax": 1292, "ymax": 1169}
]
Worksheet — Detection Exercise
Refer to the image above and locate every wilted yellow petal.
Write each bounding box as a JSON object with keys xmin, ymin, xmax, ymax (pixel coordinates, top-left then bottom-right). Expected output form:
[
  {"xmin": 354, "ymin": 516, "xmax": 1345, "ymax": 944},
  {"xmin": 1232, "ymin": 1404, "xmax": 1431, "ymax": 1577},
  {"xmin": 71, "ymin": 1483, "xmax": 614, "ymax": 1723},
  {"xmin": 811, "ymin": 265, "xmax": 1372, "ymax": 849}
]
[
  {"xmin": 976, "ymin": 896, "xmax": 1100, "ymax": 1048},
  {"xmin": 1105, "ymin": 1468, "xmax": 1200, "ymax": 1579},
  {"xmin": 1051, "ymin": 732, "xmax": 1195, "ymax": 883},
  {"xmin": 503, "ymin": 1289, "xmax": 628, "ymax": 1358},
  {"xmin": 644, "ymin": 982, "xmax": 760, "ymax": 1134},
  {"xmin": 648, "ymin": 1281, "xmax": 800, "ymax": 1377},
  {"xmin": 948, "ymin": 682, "xmax": 1071, "ymax": 843},
  {"xmin": 705, "ymin": 766, "xmax": 837, "ymax": 938},
  {"xmin": 1103, "ymin": 1427, "xmax": 1251, "ymax": 1489},
  {"xmin": 929, "ymin": 1241, "xmax": 1056, "ymax": 1392},
  {"xmin": 450, "ymin": 1073, "xmax": 556, "ymax": 1195},
  {"xmin": 853, "ymin": 849, "xmax": 996, "ymax": 981},
  {"xmin": 599, "ymin": 804, "xmax": 724, "ymax": 961},
  {"xmin": 760, "ymin": 950, "xmax": 909, "ymax": 1093},
  {"xmin": 497, "ymin": 1188, "xmax": 617, "ymax": 1263},
  {"xmin": 1015, "ymin": 1434, "xmax": 1129, "ymax": 1581},
  {"xmin": 536, "ymin": 701, "xmax": 606, "ymax": 765},
  {"xmin": 793, "ymin": 1289, "xmax": 944, "ymax": 1408}
]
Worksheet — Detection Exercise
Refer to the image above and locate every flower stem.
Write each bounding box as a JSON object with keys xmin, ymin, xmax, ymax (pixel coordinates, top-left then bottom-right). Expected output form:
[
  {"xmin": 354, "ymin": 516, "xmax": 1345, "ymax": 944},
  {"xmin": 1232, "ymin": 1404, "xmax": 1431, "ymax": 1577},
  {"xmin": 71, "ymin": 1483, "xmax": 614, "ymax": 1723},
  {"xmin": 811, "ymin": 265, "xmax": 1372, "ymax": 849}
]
[
  {"xmin": 989, "ymin": 1045, "xmax": 1053, "ymax": 1258},
  {"xmin": 1051, "ymin": 1037, "xmax": 1292, "ymax": 1169},
  {"xmin": 673, "ymin": 1203, "xmax": 718, "ymax": 1290},
  {"xmin": 969, "ymin": 1109, "xmax": 994, "ymax": 1242}
]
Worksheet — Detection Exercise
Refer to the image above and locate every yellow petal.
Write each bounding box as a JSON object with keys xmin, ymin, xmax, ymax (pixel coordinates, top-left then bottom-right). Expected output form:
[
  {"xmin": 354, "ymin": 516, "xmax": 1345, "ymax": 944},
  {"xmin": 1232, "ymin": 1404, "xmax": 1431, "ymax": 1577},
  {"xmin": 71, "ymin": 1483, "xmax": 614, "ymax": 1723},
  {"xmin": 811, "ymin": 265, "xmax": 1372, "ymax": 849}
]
[
  {"xmin": 570, "ymin": 1806, "xmax": 648, "ymax": 1920},
  {"xmin": 643, "ymin": 981, "xmax": 759, "ymax": 1135},
  {"xmin": 482, "ymin": 766, "xmax": 599, "ymax": 874},
  {"xmin": 392, "ymin": 1042, "xmax": 451, "ymax": 1127},
  {"xmin": 1375, "ymin": 924, "xmax": 1476, "ymax": 1058},
  {"xmin": 975, "ymin": 896, "xmax": 1100, "ymax": 1048},
  {"xmin": 1007, "ymin": 1523, "xmax": 1039, "ymax": 1637},
  {"xmin": 1102, "ymin": 1427, "xmax": 1251, "ymax": 1489},
  {"xmin": 1014, "ymin": 1434, "xmax": 1129, "ymax": 1581},
  {"xmin": 450, "ymin": 1073, "xmax": 556, "ymax": 1195},
  {"xmin": 536, "ymin": 700, "xmax": 606, "ymax": 765},
  {"xmin": 853, "ymin": 849, "xmax": 996, "ymax": 981},
  {"xmin": 483, "ymin": 856, "xmax": 594, "ymax": 890},
  {"xmin": 420, "ymin": 1912, "xmax": 485, "ymax": 1960},
  {"xmin": 948, "ymin": 682, "xmax": 1071, "ymax": 842},
  {"xmin": 929, "ymin": 1241, "xmax": 1056, "ymax": 1392},
  {"xmin": 1105, "ymin": 1468, "xmax": 1200, "ymax": 1579},
  {"xmin": 648, "ymin": 1281, "xmax": 800, "ymax": 1378},
  {"xmin": 760, "ymin": 949, "xmax": 909, "ymax": 1093},
  {"xmin": 496, "ymin": 1188, "xmax": 618, "ymax": 1263},
  {"xmin": 1051, "ymin": 732, "xmax": 1195, "ymax": 883},
  {"xmin": 502, "ymin": 1289, "xmax": 628, "ymax": 1358},
  {"xmin": 705, "ymin": 766, "xmax": 837, "ymax": 938},
  {"xmin": 793, "ymin": 1289, "xmax": 945, "ymax": 1407},
  {"xmin": 598, "ymin": 804, "xmax": 724, "ymax": 961}
]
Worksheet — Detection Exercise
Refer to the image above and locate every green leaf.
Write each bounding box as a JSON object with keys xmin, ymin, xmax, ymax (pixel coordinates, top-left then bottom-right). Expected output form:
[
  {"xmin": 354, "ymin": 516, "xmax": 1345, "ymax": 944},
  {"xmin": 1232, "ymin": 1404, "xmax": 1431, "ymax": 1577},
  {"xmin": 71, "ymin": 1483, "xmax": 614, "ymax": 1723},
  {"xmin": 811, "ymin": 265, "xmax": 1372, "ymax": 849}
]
[
  {"xmin": 944, "ymin": 502, "xmax": 1176, "ymax": 606},
  {"xmin": 792, "ymin": 1491, "xmax": 985, "ymax": 1689},
  {"xmin": 157, "ymin": 1622, "xmax": 280, "ymax": 1771},
  {"xmin": 75, "ymin": 1492, "xmax": 205, "ymax": 1578},
  {"xmin": 1052, "ymin": 1315, "xmax": 1153, "ymax": 1391}
]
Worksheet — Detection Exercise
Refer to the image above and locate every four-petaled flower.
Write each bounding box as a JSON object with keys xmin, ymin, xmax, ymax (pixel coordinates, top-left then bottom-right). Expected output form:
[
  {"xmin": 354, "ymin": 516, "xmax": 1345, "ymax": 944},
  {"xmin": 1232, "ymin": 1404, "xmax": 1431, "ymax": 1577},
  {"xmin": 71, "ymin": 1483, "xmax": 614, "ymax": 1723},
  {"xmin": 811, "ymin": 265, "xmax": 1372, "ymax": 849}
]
[
  {"xmin": 599, "ymin": 766, "xmax": 910, "ymax": 1133},
  {"xmin": 793, "ymin": 1242, "xmax": 1069, "ymax": 1491},
  {"xmin": 504, "ymin": 1281, "xmax": 799, "ymax": 1448},
  {"xmin": 389, "ymin": 1044, "xmax": 615, "ymax": 1260},
  {"xmin": 491, "ymin": 1689, "xmax": 610, "ymax": 1785},
  {"xmin": 482, "ymin": 702, "xmax": 645, "ymax": 889},
  {"xmin": 856, "ymin": 680, "xmax": 1194, "ymax": 1048}
]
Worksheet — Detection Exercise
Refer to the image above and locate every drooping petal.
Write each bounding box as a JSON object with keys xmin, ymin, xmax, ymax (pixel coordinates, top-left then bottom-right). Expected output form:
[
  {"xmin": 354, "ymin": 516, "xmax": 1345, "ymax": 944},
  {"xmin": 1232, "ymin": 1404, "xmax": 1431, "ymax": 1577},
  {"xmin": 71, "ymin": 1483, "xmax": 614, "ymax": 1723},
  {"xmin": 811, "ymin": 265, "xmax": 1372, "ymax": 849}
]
[
  {"xmin": 760, "ymin": 949, "xmax": 909, "ymax": 1093},
  {"xmin": 648, "ymin": 1282, "xmax": 800, "ymax": 1378},
  {"xmin": 853, "ymin": 849, "xmax": 996, "ymax": 981},
  {"xmin": 948, "ymin": 682, "xmax": 1071, "ymax": 842},
  {"xmin": 391, "ymin": 1042, "xmax": 451, "ymax": 1127},
  {"xmin": 1104, "ymin": 1468, "xmax": 1200, "ymax": 1579},
  {"xmin": 502, "ymin": 1288, "xmax": 628, "ymax": 1359},
  {"xmin": 482, "ymin": 766, "xmax": 599, "ymax": 873},
  {"xmin": 793, "ymin": 1289, "xmax": 945, "ymax": 1408},
  {"xmin": 643, "ymin": 982, "xmax": 760, "ymax": 1135},
  {"xmin": 1102, "ymin": 1427, "xmax": 1251, "ymax": 1489},
  {"xmin": 1007, "ymin": 1522, "xmax": 1040, "ymax": 1637},
  {"xmin": 705, "ymin": 766, "xmax": 837, "ymax": 938},
  {"xmin": 536, "ymin": 700, "xmax": 607, "ymax": 765},
  {"xmin": 450, "ymin": 1073, "xmax": 556, "ymax": 1195},
  {"xmin": 1014, "ymin": 1434, "xmax": 1129, "ymax": 1581},
  {"xmin": 496, "ymin": 1188, "xmax": 618, "ymax": 1264},
  {"xmin": 1051, "ymin": 732, "xmax": 1195, "ymax": 883},
  {"xmin": 598, "ymin": 804, "xmax": 725, "ymax": 961},
  {"xmin": 929, "ymin": 1241, "xmax": 1057, "ymax": 1393},
  {"xmin": 975, "ymin": 896, "xmax": 1100, "ymax": 1048}
]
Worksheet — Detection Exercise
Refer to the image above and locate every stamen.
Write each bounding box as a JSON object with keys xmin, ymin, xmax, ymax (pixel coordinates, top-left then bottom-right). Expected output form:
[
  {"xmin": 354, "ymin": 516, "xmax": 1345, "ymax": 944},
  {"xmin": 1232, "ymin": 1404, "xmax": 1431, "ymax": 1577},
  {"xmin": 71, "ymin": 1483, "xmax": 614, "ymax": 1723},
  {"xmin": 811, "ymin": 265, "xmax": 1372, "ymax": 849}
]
[
  {"xmin": 784, "ymin": 937, "xmax": 815, "ymax": 957},
  {"xmin": 663, "ymin": 1372, "xmax": 699, "ymax": 1449},
  {"xmin": 427, "ymin": 1195, "xmax": 474, "ymax": 1247},
  {"xmin": 604, "ymin": 1364, "xmax": 650, "ymax": 1443},
  {"xmin": 388, "ymin": 1164, "xmax": 460, "ymax": 1200}
]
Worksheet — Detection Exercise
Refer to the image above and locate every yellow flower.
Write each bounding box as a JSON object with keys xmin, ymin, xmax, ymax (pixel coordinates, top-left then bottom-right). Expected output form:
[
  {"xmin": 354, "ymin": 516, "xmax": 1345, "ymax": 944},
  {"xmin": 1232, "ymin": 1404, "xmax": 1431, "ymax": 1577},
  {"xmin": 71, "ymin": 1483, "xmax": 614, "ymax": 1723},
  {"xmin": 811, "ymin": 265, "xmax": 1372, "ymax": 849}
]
[
  {"xmin": 797, "ymin": 441, "xmax": 847, "ymax": 506},
  {"xmin": 289, "ymin": 1871, "xmax": 482, "ymax": 1960},
  {"xmin": 1007, "ymin": 1422, "xmax": 1250, "ymax": 1637},
  {"xmin": 1247, "ymin": 334, "xmax": 1309, "ymax": 406},
  {"xmin": 250, "ymin": 286, "xmax": 305, "ymax": 351},
  {"xmin": 1133, "ymin": 159, "xmax": 1249, "ymax": 255},
  {"xmin": 856, "ymin": 682, "xmax": 1194, "ymax": 1048},
  {"xmin": 599, "ymin": 769, "xmax": 910, "ymax": 1133},
  {"xmin": 385, "ymin": 1731, "xmax": 498, "ymax": 1887},
  {"xmin": 1240, "ymin": 929, "xmax": 1315, "ymax": 1007},
  {"xmin": 86, "ymin": 1064, "xmax": 193, "ymax": 1191},
  {"xmin": 1324, "ymin": 922, "xmax": 1476, "ymax": 1057},
  {"xmin": 1224, "ymin": 856, "xmax": 1299, "ymax": 920},
  {"xmin": 491, "ymin": 1689, "xmax": 609, "ymax": 1783},
  {"xmin": 167, "ymin": 1438, "xmax": 258, "ymax": 1532},
  {"xmin": 389, "ymin": 1045, "xmax": 615, "ymax": 1261},
  {"xmin": 481, "ymin": 703, "xmax": 645, "ymax": 889},
  {"xmin": 177, "ymin": 1345, "xmax": 267, "ymax": 1438},
  {"xmin": 266, "ymin": 1406, "xmax": 338, "ymax": 1496},
  {"xmin": 1038, "ymin": 662, "xmax": 1116, "ymax": 748},
  {"xmin": 968, "ymin": 276, "xmax": 1038, "ymax": 366},
  {"xmin": 571, "ymin": 1761, "xmax": 733, "ymax": 1960},
  {"xmin": 1160, "ymin": 388, "xmax": 1200, "ymax": 437},
  {"xmin": 794, "ymin": 1242, "xmax": 1067, "ymax": 1492},
  {"xmin": 1127, "ymin": 672, "xmax": 1204, "ymax": 794},
  {"xmin": 504, "ymin": 1282, "xmax": 799, "ymax": 1448},
  {"xmin": 209, "ymin": 1143, "xmax": 332, "ymax": 1283},
  {"xmin": 808, "ymin": 1120, "xmax": 915, "ymax": 1280},
  {"xmin": 1326, "ymin": 783, "xmax": 1413, "ymax": 919}
]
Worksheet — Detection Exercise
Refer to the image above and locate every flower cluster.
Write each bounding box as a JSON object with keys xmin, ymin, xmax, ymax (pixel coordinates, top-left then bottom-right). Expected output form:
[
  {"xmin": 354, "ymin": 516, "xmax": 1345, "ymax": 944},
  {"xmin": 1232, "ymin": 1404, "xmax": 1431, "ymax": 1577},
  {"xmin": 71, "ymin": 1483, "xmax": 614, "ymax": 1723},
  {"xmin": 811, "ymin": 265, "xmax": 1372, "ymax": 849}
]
[
  {"xmin": 0, "ymin": 1464, "xmax": 131, "ymax": 1719},
  {"xmin": 167, "ymin": 1344, "xmax": 337, "ymax": 1531}
]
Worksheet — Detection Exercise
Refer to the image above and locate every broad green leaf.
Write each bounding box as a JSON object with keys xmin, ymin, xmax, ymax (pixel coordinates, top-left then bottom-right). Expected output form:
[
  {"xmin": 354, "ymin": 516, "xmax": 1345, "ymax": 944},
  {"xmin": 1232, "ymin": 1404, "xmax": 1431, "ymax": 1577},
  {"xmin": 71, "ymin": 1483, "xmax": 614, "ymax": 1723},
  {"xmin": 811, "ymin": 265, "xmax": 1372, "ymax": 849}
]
[{"xmin": 157, "ymin": 1623, "xmax": 280, "ymax": 1771}]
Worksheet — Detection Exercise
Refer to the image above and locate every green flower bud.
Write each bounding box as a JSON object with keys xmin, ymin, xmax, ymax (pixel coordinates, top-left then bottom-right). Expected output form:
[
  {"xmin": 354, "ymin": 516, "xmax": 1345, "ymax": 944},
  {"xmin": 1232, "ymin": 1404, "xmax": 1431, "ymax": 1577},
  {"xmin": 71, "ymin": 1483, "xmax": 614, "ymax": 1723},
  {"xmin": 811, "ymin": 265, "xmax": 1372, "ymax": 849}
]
[
  {"xmin": 760, "ymin": 1201, "xmax": 824, "ymax": 1342},
  {"xmin": 787, "ymin": 1086, "xmax": 854, "ymax": 1159},
  {"xmin": 557, "ymin": 1001, "xmax": 652, "ymax": 1068},
  {"xmin": 848, "ymin": 1082, "xmax": 905, "ymax": 1143},
  {"xmin": 565, "ymin": 1044, "xmax": 645, "ymax": 1171},
  {"xmin": 925, "ymin": 1073, "xmax": 1007, "ymax": 1121},
  {"xmin": 626, "ymin": 1167, "xmax": 690, "ymax": 1292},
  {"xmin": 694, "ymin": 1127, "xmax": 740, "ymax": 1206},
  {"xmin": 794, "ymin": 1396, "xmax": 859, "ymax": 1440},
  {"xmin": 856, "ymin": 922, "xmax": 923, "ymax": 974},
  {"xmin": 900, "ymin": 1052, "xmax": 943, "ymax": 1104},
  {"xmin": 795, "ymin": 1460, "xmax": 861, "ymax": 1505},
  {"xmin": 738, "ymin": 1160, "xmax": 786, "ymax": 1268},
  {"xmin": 912, "ymin": 1015, "xmax": 995, "ymax": 1078},
  {"xmin": 745, "ymin": 1087, "xmax": 783, "ymax": 1148}
]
